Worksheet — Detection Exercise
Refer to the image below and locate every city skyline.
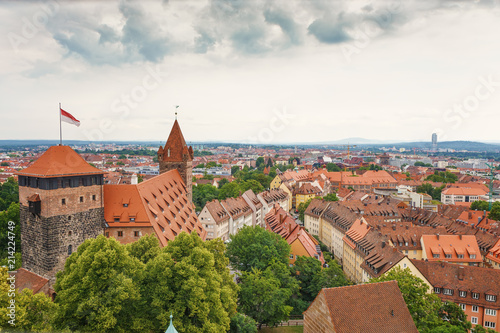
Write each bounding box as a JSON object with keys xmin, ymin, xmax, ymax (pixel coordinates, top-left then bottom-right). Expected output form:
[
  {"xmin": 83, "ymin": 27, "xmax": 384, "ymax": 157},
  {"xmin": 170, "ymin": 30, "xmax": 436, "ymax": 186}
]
[{"xmin": 2, "ymin": 0, "xmax": 500, "ymax": 143}]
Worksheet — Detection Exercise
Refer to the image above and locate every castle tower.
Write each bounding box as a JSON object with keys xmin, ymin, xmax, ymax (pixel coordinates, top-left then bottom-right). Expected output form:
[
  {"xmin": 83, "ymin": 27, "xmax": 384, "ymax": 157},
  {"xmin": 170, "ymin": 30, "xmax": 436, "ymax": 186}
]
[
  {"xmin": 158, "ymin": 119, "xmax": 193, "ymax": 202},
  {"xmin": 16, "ymin": 146, "xmax": 104, "ymax": 282}
]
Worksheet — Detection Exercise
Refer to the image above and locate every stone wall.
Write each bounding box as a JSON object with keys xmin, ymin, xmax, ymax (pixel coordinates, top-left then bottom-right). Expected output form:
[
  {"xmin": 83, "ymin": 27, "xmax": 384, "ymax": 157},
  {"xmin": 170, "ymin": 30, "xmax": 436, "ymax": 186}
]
[
  {"xmin": 303, "ymin": 291, "xmax": 335, "ymax": 333},
  {"xmin": 21, "ymin": 205, "xmax": 104, "ymax": 282},
  {"xmin": 105, "ymin": 226, "xmax": 155, "ymax": 244}
]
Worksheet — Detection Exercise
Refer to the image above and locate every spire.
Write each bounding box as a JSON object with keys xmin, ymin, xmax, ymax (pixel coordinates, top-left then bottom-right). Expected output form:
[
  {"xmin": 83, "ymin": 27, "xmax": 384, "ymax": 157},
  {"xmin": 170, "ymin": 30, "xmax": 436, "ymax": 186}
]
[
  {"xmin": 165, "ymin": 312, "xmax": 178, "ymax": 333},
  {"xmin": 160, "ymin": 119, "xmax": 193, "ymax": 162}
]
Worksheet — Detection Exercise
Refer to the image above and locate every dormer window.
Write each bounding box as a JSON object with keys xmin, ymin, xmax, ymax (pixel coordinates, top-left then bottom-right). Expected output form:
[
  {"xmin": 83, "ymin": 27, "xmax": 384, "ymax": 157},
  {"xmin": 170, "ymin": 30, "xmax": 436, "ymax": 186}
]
[
  {"xmin": 443, "ymin": 289, "xmax": 453, "ymax": 296},
  {"xmin": 459, "ymin": 291, "xmax": 467, "ymax": 298},
  {"xmin": 434, "ymin": 287, "xmax": 441, "ymax": 294},
  {"xmin": 472, "ymin": 292, "xmax": 480, "ymax": 299},
  {"xmin": 123, "ymin": 203, "xmax": 128, "ymax": 207},
  {"xmin": 486, "ymin": 295, "xmax": 497, "ymax": 302}
]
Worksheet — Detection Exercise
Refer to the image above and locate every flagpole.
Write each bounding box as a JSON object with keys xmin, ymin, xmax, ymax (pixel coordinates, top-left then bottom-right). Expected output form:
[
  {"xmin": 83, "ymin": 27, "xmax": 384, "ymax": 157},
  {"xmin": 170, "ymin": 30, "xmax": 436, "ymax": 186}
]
[{"xmin": 59, "ymin": 103, "xmax": 62, "ymax": 146}]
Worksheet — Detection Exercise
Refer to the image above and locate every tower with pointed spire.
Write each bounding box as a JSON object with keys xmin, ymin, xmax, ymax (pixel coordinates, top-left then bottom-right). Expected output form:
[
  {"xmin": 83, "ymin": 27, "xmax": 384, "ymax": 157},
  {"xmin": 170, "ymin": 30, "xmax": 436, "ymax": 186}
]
[{"xmin": 158, "ymin": 118, "xmax": 194, "ymax": 202}]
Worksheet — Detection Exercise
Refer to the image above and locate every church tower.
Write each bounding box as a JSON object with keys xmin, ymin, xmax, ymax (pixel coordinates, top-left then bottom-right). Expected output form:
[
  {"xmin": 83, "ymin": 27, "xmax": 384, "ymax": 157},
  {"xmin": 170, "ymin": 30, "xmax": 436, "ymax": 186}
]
[
  {"xmin": 17, "ymin": 146, "xmax": 105, "ymax": 282},
  {"xmin": 158, "ymin": 119, "xmax": 194, "ymax": 202}
]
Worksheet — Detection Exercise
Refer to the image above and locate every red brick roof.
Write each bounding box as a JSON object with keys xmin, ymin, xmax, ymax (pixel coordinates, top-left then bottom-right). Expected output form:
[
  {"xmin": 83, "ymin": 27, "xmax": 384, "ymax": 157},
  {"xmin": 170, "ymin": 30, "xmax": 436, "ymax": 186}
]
[
  {"xmin": 14, "ymin": 268, "xmax": 49, "ymax": 294},
  {"xmin": 421, "ymin": 234, "xmax": 482, "ymax": 264},
  {"xmin": 312, "ymin": 281, "xmax": 418, "ymax": 333},
  {"xmin": 104, "ymin": 169, "xmax": 206, "ymax": 246},
  {"xmin": 17, "ymin": 145, "xmax": 104, "ymax": 178},
  {"xmin": 158, "ymin": 120, "xmax": 193, "ymax": 162}
]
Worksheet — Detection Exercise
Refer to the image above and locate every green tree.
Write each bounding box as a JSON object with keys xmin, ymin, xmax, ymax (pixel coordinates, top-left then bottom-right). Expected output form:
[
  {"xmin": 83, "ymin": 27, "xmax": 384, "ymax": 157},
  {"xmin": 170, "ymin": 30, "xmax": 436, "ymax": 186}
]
[
  {"xmin": 326, "ymin": 163, "xmax": 341, "ymax": 172},
  {"xmin": 54, "ymin": 236, "xmax": 145, "ymax": 332},
  {"xmin": 438, "ymin": 301, "xmax": 471, "ymax": 332},
  {"xmin": 472, "ymin": 325, "xmax": 497, "ymax": 333},
  {"xmin": 118, "ymin": 154, "xmax": 127, "ymax": 159},
  {"xmin": 322, "ymin": 193, "xmax": 339, "ymax": 202},
  {"xmin": 126, "ymin": 233, "xmax": 161, "ymax": 264},
  {"xmin": 206, "ymin": 161, "xmax": 217, "ymax": 168},
  {"xmin": 231, "ymin": 166, "xmax": 241, "ymax": 175},
  {"xmin": 195, "ymin": 163, "xmax": 205, "ymax": 168},
  {"xmin": 229, "ymin": 313, "xmax": 257, "ymax": 333},
  {"xmin": 142, "ymin": 233, "xmax": 237, "ymax": 332},
  {"xmin": 0, "ymin": 162, "xmax": 8, "ymax": 167},
  {"xmin": 192, "ymin": 184, "xmax": 219, "ymax": 211},
  {"xmin": 0, "ymin": 267, "xmax": 58, "ymax": 331},
  {"xmin": 256, "ymin": 157, "xmax": 265, "ymax": 168},
  {"xmin": 425, "ymin": 171, "xmax": 458, "ymax": 183},
  {"xmin": 218, "ymin": 178, "xmax": 229, "ymax": 189},
  {"xmin": 238, "ymin": 262, "xmax": 295, "ymax": 329},
  {"xmin": 240, "ymin": 180, "xmax": 264, "ymax": 194},
  {"xmin": 470, "ymin": 200, "xmax": 489, "ymax": 211},
  {"xmin": 0, "ymin": 202, "xmax": 20, "ymax": 258},
  {"xmin": 298, "ymin": 198, "xmax": 314, "ymax": 221},
  {"xmin": 219, "ymin": 182, "xmax": 242, "ymax": 200},
  {"xmin": 226, "ymin": 226, "xmax": 290, "ymax": 272}
]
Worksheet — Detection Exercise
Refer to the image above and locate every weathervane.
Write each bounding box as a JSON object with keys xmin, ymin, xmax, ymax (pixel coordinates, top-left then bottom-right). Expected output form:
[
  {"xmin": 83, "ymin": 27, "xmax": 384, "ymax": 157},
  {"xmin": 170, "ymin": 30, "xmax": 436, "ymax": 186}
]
[{"xmin": 175, "ymin": 105, "xmax": 179, "ymax": 120}]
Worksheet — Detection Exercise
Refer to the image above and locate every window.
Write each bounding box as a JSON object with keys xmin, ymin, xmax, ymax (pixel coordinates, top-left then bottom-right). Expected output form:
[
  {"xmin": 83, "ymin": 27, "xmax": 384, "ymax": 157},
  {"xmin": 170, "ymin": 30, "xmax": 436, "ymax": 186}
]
[
  {"xmin": 414, "ymin": 250, "xmax": 417, "ymax": 254},
  {"xmin": 62, "ymin": 198, "xmax": 66, "ymax": 205},
  {"xmin": 486, "ymin": 294, "xmax": 497, "ymax": 302},
  {"xmin": 459, "ymin": 291, "xmax": 467, "ymax": 298},
  {"xmin": 79, "ymin": 196, "xmax": 83, "ymax": 203},
  {"xmin": 130, "ymin": 217, "xmax": 135, "ymax": 222},
  {"xmin": 68, "ymin": 231, "xmax": 72, "ymax": 236},
  {"xmin": 105, "ymin": 232, "xmax": 109, "ymax": 237},
  {"xmin": 470, "ymin": 254, "xmax": 476, "ymax": 259},
  {"xmin": 459, "ymin": 304, "xmax": 466, "ymax": 311},
  {"xmin": 68, "ymin": 245, "xmax": 72, "ymax": 255},
  {"xmin": 68, "ymin": 216, "xmax": 72, "ymax": 221},
  {"xmin": 485, "ymin": 309, "xmax": 497, "ymax": 316},
  {"xmin": 485, "ymin": 321, "xmax": 496, "ymax": 329},
  {"xmin": 289, "ymin": 254, "xmax": 294, "ymax": 259},
  {"xmin": 472, "ymin": 305, "xmax": 479, "ymax": 312},
  {"xmin": 472, "ymin": 293, "xmax": 480, "ymax": 299},
  {"xmin": 134, "ymin": 231, "xmax": 140, "ymax": 237},
  {"xmin": 114, "ymin": 217, "xmax": 120, "ymax": 222},
  {"xmin": 457, "ymin": 254, "xmax": 464, "ymax": 259},
  {"xmin": 92, "ymin": 194, "xmax": 96, "ymax": 201},
  {"xmin": 434, "ymin": 287, "xmax": 441, "ymax": 294},
  {"xmin": 443, "ymin": 289, "xmax": 453, "ymax": 296},
  {"xmin": 123, "ymin": 203, "xmax": 128, "ymax": 207},
  {"xmin": 117, "ymin": 231, "xmax": 123, "ymax": 237},
  {"xmin": 445, "ymin": 254, "xmax": 452, "ymax": 259},
  {"xmin": 433, "ymin": 254, "xmax": 440, "ymax": 258},
  {"xmin": 471, "ymin": 317, "xmax": 478, "ymax": 325}
]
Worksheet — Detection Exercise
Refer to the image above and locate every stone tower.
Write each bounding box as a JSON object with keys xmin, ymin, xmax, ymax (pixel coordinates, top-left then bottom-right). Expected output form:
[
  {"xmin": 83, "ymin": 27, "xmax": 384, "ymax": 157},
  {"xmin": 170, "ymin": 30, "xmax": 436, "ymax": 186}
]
[
  {"xmin": 158, "ymin": 119, "xmax": 193, "ymax": 202},
  {"xmin": 17, "ymin": 145, "xmax": 104, "ymax": 282}
]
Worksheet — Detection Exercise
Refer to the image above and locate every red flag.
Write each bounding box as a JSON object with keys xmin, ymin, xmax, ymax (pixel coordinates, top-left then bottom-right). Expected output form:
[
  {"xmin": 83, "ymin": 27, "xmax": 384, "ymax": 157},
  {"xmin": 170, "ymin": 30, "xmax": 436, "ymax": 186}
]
[{"xmin": 60, "ymin": 108, "xmax": 80, "ymax": 127}]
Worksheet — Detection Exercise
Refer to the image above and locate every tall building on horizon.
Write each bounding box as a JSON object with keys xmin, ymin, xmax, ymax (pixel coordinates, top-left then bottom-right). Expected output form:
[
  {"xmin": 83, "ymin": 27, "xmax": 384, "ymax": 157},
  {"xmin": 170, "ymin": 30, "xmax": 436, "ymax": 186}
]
[
  {"xmin": 157, "ymin": 119, "xmax": 194, "ymax": 202},
  {"xmin": 432, "ymin": 133, "xmax": 438, "ymax": 151}
]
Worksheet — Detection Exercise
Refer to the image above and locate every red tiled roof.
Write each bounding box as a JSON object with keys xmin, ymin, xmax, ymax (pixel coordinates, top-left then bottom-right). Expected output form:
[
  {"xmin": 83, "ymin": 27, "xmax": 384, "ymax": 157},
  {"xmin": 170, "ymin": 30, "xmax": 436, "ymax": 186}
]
[
  {"xmin": 421, "ymin": 234, "xmax": 482, "ymax": 263},
  {"xmin": 14, "ymin": 268, "xmax": 49, "ymax": 294},
  {"xmin": 158, "ymin": 120, "xmax": 193, "ymax": 162},
  {"xmin": 16, "ymin": 145, "xmax": 104, "ymax": 178},
  {"xmin": 312, "ymin": 281, "xmax": 418, "ymax": 333}
]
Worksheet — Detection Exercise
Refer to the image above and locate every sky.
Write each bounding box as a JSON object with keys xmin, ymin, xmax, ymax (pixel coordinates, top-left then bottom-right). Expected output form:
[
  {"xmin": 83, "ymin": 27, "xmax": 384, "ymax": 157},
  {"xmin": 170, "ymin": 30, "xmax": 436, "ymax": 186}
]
[{"xmin": 1, "ymin": 0, "xmax": 500, "ymax": 145}]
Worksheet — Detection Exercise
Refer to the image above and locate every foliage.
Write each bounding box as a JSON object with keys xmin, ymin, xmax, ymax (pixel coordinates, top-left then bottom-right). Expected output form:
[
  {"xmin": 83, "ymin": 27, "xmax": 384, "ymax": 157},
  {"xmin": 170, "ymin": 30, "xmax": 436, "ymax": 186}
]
[
  {"xmin": 359, "ymin": 164, "xmax": 383, "ymax": 171},
  {"xmin": 229, "ymin": 313, "xmax": 257, "ymax": 333},
  {"xmin": 256, "ymin": 157, "xmax": 265, "ymax": 168},
  {"xmin": 194, "ymin": 150, "xmax": 214, "ymax": 157},
  {"xmin": 0, "ymin": 267, "xmax": 58, "ymax": 332},
  {"xmin": 326, "ymin": 163, "xmax": 341, "ymax": 172},
  {"xmin": 192, "ymin": 184, "xmax": 219, "ymax": 211},
  {"xmin": 298, "ymin": 198, "xmax": 313, "ymax": 221},
  {"xmin": 370, "ymin": 267, "xmax": 471, "ymax": 333},
  {"xmin": 425, "ymin": 171, "xmax": 458, "ymax": 183},
  {"xmin": 218, "ymin": 178, "xmax": 229, "ymax": 189},
  {"xmin": 231, "ymin": 166, "xmax": 241, "ymax": 175},
  {"xmin": 219, "ymin": 182, "xmax": 242, "ymax": 200},
  {"xmin": 238, "ymin": 261, "xmax": 297, "ymax": 329},
  {"xmin": 0, "ymin": 162, "xmax": 8, "ymax": 167},
  {"xmin": 415, "ymin": 161, "xmax": 434, "ymax": 167},
  {"xmin": 0, "ymin": 202, "xmax": 20, "ymax": 258},
  {"xmin": 322, "ymin": 193, "xmax": 339, "ymax": 202},
  {"xmin": 417, "ymin": 183, "xmax": 445, "ymax": 201},
  {"xmin": 226, "ymin": 226, "xmax": 290, "ymax": 272},
  {"xmin": 54, "ymin": 235, "xmax": 144, "ymax": 332},
  {"xmin": 54, "ymin": 233, "xmax": 238, "ymax": 333},
  {"xmin": 472, "ymin": 325, "xmax": 497, "ymax": 333},
  {"xmin": 0, "ymin": 177, "xmax": 19, "ymax": 211},
  {"xmin": 471, "ymin": 201, "xmax": 500, "ymax": 220}
]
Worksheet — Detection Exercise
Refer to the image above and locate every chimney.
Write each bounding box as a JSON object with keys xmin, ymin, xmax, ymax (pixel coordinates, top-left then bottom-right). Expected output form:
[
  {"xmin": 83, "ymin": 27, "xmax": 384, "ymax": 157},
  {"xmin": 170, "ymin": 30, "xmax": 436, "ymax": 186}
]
[
  {"xmin": 459, "ymin": 234, "xmax": 462, "ymax": 240},
  {"xmin": 436, "ymin": 234, "xmax": 440, "ymax": 240},
  {"xmin": 478, "ymin": 217, "xmax": 482, "ymax": 224}
]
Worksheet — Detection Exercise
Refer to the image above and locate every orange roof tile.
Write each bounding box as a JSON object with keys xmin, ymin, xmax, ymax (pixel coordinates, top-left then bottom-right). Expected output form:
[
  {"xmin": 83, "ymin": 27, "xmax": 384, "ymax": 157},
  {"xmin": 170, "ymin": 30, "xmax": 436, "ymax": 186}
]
[
  {"xmin": 158, "ymin": 120, "xmax": 193, "ymax": 162},
  {"xmin": 17, "ymin": 145, "xmax": 104, "ymax": 178},
  {"xmin": 421, "ymin": 234, "xmax": 482, "ymax": 263}
]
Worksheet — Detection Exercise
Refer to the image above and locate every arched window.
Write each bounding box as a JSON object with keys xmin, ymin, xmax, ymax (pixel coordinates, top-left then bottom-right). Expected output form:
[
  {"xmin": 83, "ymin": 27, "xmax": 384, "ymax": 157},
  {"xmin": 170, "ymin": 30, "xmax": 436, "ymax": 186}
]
[{"xmin": 68, "ymin": 245, "xmax": 72, "ymax": 255}]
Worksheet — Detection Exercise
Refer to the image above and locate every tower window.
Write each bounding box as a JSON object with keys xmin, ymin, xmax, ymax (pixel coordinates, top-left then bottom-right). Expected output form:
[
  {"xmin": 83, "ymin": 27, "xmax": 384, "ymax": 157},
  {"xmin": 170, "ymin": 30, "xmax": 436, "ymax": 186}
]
[
  {"xmin": 62, "ymin": 198, "xmax": 66, "ymax": 205},
  {"xmin": 68, "ymin": 231, "xmax": 72, "ymax": 236},
  {"xmin": 80, "ymin": 196, "xmax": 84, "ymax": 203},
  {"xmin": 117, "ymin": 231, "xmax": 123, "ymax": 237},
  {"xmin": 68, "ymin": 216, "xmax": 71, "ymax": 221},
  {"xmin": 68, "ymin": 245, "xmax": 72, "ymax": 255},
  {"xmin": 134, "ymin": 231, "xmax": 140, "ymax": 237},
  {"xmin": 105, "ymin": 232, "xmax": 109, "ymax": 237},
  {"xmin": 92, "ymin": 195, "xmax": 96, "ymax": 201}
]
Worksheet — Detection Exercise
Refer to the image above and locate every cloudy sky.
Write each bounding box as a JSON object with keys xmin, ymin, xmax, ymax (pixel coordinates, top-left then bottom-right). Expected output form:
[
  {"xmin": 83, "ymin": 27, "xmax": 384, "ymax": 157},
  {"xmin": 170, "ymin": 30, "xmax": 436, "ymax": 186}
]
[{"xmin": 1, "ymin": 0, "xmax": 500, "ymax": 144}]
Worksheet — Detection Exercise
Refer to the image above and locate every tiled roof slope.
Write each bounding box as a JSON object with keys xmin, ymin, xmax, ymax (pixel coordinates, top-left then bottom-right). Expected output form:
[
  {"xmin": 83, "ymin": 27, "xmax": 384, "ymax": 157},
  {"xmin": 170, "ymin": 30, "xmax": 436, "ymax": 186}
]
[
  {"xmin": 14, "ymin": 268, "xmax": 49, "ymax": 294},
  {"xmin": 104, "ymin": 169, "xmax": 205, "ymax": 246},
  {"xmin": 205, "ymin": 199, "xmax": 230, "ymax": 223},
  {"xmin": 158, "ymin": 119, "xmax": 193, "ymax": 162},
  {"xmin": 421, "ymin": 234, "xmax": 482, "ymax": 264},
  {"xmin": 320, "ymin": 281, "xmax": 418, "ymax": 333},
  {"xmin": 17, "ymin": 145, "xmax": 104, "ymax": 178},
  {"xmin": 411, "ymin": 259, "xmax": 500, "ymax": 309}
]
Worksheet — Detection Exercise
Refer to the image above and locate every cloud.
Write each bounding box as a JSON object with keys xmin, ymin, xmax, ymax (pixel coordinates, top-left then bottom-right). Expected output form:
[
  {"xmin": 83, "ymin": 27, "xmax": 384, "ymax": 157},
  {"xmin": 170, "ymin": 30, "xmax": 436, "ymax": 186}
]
[
  {"xmin": 263, "ymin": 7, "xmax": 302, "ymax": 45},
  {"xmin": 308, "ymin": 14, "xmax": 352, "ymax": 44}
]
